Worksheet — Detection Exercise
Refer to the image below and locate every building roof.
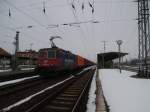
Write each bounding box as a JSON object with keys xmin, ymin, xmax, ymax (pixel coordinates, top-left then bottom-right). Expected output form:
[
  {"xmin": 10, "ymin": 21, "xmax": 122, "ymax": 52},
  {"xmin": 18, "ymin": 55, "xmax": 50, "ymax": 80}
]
[
  {"xmin": 16, "ymin": 50, "xmax": 38, "ymax": 59},
  {"xmin": 97, "ymin": 52, "xmax": 128, "ymax": 62},
  {"xmin": 0, "ymin": 48, "xmax": 11, "ymax": 57}
]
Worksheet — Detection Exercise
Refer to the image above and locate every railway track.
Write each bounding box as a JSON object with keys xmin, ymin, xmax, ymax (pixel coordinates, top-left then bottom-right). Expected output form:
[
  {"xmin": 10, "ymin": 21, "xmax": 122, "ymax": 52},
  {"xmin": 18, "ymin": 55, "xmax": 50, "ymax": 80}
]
[
  {"xmin": 0, "ymin": 68, "xmax": 95, "ymax": 112},
  {"xmin": 0, "ymin": 69, "xmax": 82, "ymax": 97},
  {"xmin": 0, "ymin": 70, "xmax": 36, "ymax": 82},
  {"xmin": 0, "ymin": 74, "xmax": 71, "ymax": 110},
  {"xmin": 0, "ymin": 76, "xmax": 46, "ymax": 97},
  {"xmin": 25, "ymin": 69, "xmax": 94, "ymax": 112}
]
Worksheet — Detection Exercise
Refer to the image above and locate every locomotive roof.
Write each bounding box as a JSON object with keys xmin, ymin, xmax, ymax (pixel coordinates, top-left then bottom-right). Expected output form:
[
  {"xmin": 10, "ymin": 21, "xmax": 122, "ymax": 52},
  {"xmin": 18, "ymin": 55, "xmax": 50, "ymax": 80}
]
[
  {"xmin": 39, "ymin": 47, "xmax": 72, "ymax": 53},
  {"xmin": 40, "ymin": 47, "xmax": 62, "ymax": 50}
]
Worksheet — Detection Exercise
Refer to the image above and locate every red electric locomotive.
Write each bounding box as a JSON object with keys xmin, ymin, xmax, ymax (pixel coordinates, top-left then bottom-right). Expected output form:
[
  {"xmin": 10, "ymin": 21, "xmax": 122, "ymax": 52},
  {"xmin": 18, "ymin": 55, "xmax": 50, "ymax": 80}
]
[
  {"xmin": 36, "ymin": 37, "xmax": 95, "ymax": 76},
  {"xmin": 36, "ymin": 47, "xmax": 78, "ymax": 75}
]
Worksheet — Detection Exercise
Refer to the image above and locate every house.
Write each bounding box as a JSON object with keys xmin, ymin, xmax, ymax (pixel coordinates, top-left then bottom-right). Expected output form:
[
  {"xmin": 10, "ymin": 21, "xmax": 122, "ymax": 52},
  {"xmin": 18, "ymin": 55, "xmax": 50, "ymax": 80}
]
[
  {"xmin": 16, "ymin": 50, "xmax": 38, "ymax": 66},
  {"xmin": 0, "ymin": 48, "xmax": 11, "ymax": 69}
]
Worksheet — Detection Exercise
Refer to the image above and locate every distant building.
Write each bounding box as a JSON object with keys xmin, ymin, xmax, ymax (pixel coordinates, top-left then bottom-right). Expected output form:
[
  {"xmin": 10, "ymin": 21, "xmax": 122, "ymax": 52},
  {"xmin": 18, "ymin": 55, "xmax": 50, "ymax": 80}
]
[
  {"xmin": 16, "ymin": 50, "xmax": 38, "ymax": 66},
  {"xmin": 0, "ymin": 48, "xmax": 11, "ymax": 69}
]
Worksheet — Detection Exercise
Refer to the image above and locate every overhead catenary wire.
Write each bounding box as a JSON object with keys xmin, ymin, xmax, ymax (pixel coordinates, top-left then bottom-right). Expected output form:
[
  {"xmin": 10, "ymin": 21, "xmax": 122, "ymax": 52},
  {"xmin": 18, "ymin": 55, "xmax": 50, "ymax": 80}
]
[
  {"xmin": 0, "ymin": 9, "xmax": 49, "ymax": 48},
  {"xmin": 8, "ymin": 8, "xmax": 11, "ymax": 18},
  {"xmin": 86, "ymin": 0, "xmax": 97, "ymax": 59},
  {"xmin": 0, "ymin": 0, "xmax": 134, "ymax": 15},
  {"xmin": 2, "ymin": 0, "xmax": 60, "ymax": 48},
  {"xmin": 76, "ymin": 0, "xmax": 97, "ymax": 59},
  {"xmin": 43, "ymin": 1, "xmax": 46, "ymax": 14},
  {"xmin": 0, "ymin": 0, "xmax": 137, "ymax": 56},
  {"xmin": 66, "ymin": 0, "xmax": 90, "ymax": 56},
  {"xmin": 40, "ymin": 1, "xmax": 64, "ymax": 37},
  {"xmin": 3, "ymin": 0, "xmax": 45, "ymax": 27},
  {"xmin": 0, "ymin": 24, "xmax": 48, "ymax": 47},
  {"xmin": 81, "ymin": 0, "xmax": 92, "ymax": 41}
]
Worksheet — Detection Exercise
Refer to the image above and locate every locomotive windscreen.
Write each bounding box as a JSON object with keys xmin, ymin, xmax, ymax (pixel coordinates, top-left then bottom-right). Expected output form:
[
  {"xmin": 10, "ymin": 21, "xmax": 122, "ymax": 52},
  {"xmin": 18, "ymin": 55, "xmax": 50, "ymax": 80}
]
[{"xmin": 48, "ymin": 50, "xmax": 56, "ymax": 59}]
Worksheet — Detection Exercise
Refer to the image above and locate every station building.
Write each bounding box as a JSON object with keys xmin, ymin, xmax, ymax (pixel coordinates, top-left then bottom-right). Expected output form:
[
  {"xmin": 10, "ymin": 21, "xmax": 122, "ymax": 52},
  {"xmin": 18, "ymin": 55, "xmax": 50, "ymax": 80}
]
[
  {"xmin": 16, "ymin": 50, "xmax": 38, "ymax": 68},
  {"xmin": 0, "ymin": 48, "xmax": 11, "ymax": 69}
]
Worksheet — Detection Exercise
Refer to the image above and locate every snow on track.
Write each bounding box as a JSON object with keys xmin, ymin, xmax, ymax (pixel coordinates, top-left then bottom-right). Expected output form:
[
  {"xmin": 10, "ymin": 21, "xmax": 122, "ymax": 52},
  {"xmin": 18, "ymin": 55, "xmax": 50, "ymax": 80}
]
[
  {"xmin": 1, "ymin": 75, "xmax": 74, "ymax": 112},
  {"xmin": 0, "ymin": 69, "xmax": 12, "ymax": 73},
  {"xmin": 21, "ymin": 68, "xmax": 35, "ymax": 71},
  {"xmin": 86, "ymin": 69, "xmax": 96, "ymax": 112},
  {"xmin": 99, "ymin": 69, "xmax": 150, "ymax": 112},
  {"xmin": 0, "ymin": 75, "xmax": 40, "ymax": 87},
  {"xmin": 76, "ymin": 66, "xmax": 96, "ymax": 76}
]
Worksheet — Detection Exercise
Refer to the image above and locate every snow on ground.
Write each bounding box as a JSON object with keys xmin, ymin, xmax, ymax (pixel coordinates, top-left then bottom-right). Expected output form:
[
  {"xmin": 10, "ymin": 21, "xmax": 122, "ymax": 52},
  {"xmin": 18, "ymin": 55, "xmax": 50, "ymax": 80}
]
[
  {"xmin": 0, "ymin": 75, "xmax": 40, "ymax": 86},
  {"xmin": 0, "ymin": 69, "xmax": 12, "ymax": 72},
  {"xmin": 1, "ymin": 68, "xmax": 93, "ymax": 111},
  {"xmin": 0, "ymin": 67, "xmax": 34, "ymax": 73},
  {"xmin": 20, "ymin": 68, "xmax": 35, "ymax": 71},
  {"xmin": 83, "ymin": 65, "xmax": 96, "ymax": 71},
  {"xmin": 99, "ymin": 69, "xmax": 150, "ymax": 112},
  {"xmin": 2, "ymin": 76, "xmax": 74, "ymax": 111},
  {"xmin": 76, "ymin": 65, "xmax": 96, "ymax": 76},
  {"xmin": 86, "ymin": 69, "xmax": 96, "ymax": 112}
]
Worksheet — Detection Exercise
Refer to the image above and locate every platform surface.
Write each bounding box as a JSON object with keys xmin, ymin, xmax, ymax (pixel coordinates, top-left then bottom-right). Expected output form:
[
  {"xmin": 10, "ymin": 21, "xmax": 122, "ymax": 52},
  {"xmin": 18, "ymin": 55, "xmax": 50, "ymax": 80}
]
[{"xmin": 96, "ymin": 70, "xmax": 107, "ymax": 112}]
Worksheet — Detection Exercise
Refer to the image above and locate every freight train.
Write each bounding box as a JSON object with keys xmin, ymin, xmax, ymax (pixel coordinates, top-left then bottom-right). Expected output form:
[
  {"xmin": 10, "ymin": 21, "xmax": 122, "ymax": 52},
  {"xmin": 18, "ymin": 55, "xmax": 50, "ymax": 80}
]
[{"xmin": 35, "ymin": 47, "xmax": 94, "ymax": 75}]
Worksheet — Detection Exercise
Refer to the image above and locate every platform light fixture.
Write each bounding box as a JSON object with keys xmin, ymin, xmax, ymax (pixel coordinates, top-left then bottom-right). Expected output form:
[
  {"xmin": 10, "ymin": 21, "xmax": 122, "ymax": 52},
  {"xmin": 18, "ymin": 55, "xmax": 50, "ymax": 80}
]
[{"xmin": 116, "ymin": 40, "xmax": 123, "ymax": 73}]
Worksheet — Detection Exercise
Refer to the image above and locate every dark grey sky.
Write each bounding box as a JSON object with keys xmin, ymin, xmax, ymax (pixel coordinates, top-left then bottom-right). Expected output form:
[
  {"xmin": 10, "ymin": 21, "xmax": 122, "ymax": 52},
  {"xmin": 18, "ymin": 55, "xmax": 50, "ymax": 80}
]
[{"xmin": 0, "ymin": 0, "xmax": 138, "ymax": 61}]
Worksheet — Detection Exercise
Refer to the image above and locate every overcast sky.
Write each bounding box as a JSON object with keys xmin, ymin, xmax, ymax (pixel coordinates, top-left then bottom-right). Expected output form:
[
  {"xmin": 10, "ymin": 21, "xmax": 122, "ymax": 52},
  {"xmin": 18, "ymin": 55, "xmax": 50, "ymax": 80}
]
[{"xmin": 0, "ymin": 0, "xmax": 139, "ymax": 62}]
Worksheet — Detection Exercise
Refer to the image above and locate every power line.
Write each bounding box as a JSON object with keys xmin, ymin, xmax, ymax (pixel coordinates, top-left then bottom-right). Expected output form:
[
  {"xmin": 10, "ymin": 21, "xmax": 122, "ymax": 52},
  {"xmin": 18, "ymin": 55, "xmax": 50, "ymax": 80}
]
[
  {"xmin": 66, "ymin": 0, "xmax": 89, "ymax": 55},
  {"xmin": 3, "ymin": 0, "xmax": 45, "ymax": 28},
  {"xmin": 0, "ymin": 24, "xmax": 48, "ymax": 46}
]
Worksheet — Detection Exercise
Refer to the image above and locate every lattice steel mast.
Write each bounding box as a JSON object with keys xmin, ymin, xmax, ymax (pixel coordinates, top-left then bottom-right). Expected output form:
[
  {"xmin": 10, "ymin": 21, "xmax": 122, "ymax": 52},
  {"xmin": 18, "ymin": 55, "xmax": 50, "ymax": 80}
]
[{"xmin": 138, "ymin": 0, "xmax": 150, "ymax": 77}]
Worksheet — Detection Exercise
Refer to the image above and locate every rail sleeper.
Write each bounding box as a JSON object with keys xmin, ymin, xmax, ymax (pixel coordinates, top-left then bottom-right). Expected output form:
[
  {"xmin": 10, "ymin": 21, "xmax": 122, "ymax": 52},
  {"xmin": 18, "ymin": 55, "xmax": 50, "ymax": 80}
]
[{"xmin": 39, "ymin": 72, "xmax": 93, "ymax": 112}]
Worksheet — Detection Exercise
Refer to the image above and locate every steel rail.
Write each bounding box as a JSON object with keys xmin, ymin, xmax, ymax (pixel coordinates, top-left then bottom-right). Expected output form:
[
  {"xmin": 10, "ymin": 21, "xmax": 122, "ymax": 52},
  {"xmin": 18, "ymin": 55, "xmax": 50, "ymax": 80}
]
[
  {"xmin": 24, "ymin": 76, "xmax": 76, "ymax": 112},
  {"xmin": 71, "ymin": 70, "xmax": 94, "ymax": 112}
]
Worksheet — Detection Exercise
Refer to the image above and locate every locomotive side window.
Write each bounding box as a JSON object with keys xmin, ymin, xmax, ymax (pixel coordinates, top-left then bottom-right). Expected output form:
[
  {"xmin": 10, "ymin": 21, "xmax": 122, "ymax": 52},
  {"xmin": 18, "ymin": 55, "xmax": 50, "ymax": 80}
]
[{"xmin": 48, "ymin": 50, "xmax": 56, "ymax": 59}]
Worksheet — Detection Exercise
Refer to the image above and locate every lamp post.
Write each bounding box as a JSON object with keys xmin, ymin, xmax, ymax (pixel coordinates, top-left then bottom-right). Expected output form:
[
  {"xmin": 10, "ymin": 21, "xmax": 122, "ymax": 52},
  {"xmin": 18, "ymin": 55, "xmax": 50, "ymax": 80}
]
[{"xmin": 116, "ymin": 40, "xmax": 123, "ymax": 73}]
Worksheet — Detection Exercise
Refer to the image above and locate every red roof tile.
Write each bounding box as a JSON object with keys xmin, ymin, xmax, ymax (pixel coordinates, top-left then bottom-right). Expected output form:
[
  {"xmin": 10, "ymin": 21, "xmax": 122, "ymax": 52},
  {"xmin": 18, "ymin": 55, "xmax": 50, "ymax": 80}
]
[{"xmin": 0, "ymin": 48, "xmax": 11, "ymax": 57}]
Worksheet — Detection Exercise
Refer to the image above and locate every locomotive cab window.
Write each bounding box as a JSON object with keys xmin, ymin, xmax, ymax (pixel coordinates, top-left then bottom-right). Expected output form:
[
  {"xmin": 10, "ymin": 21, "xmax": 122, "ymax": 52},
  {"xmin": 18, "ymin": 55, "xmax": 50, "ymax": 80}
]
[{"xmin": 48, "ymin": 50, "xmax": 56, "ymax": 59}]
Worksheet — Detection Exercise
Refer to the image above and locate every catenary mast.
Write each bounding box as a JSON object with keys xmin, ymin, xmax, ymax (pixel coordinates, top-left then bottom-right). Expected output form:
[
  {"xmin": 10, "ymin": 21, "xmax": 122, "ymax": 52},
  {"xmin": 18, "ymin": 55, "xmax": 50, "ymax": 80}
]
[{"xmin": 138, "ymin": 0, "xmax": 150, "ymax": 77}]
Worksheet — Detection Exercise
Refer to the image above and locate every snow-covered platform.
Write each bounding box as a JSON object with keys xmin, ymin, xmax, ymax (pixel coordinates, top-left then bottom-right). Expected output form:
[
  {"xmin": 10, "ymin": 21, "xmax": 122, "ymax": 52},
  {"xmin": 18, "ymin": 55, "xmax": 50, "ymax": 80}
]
[
  {"xmin": 96, "ymin": 70, "xmax": 107, "ymax": 112},
  {"xmin": 99, "ymin": 69, "xmax": 150, "ymax": 112},
  {"xmin": 86, "ymin": 68, "xmax": 107, "ymax": 112}
]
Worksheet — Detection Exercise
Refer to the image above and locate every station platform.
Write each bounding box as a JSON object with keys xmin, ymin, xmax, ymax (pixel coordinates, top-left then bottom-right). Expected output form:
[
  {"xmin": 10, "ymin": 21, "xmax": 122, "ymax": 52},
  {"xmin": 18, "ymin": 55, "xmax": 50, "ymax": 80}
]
[
  {"xmin": 96, "ymin": 70, "xmax": 108, "ymax": 112},
  {"xmin": 0, "ymin": 69, "xmax": 35, "ymax": 81}
]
